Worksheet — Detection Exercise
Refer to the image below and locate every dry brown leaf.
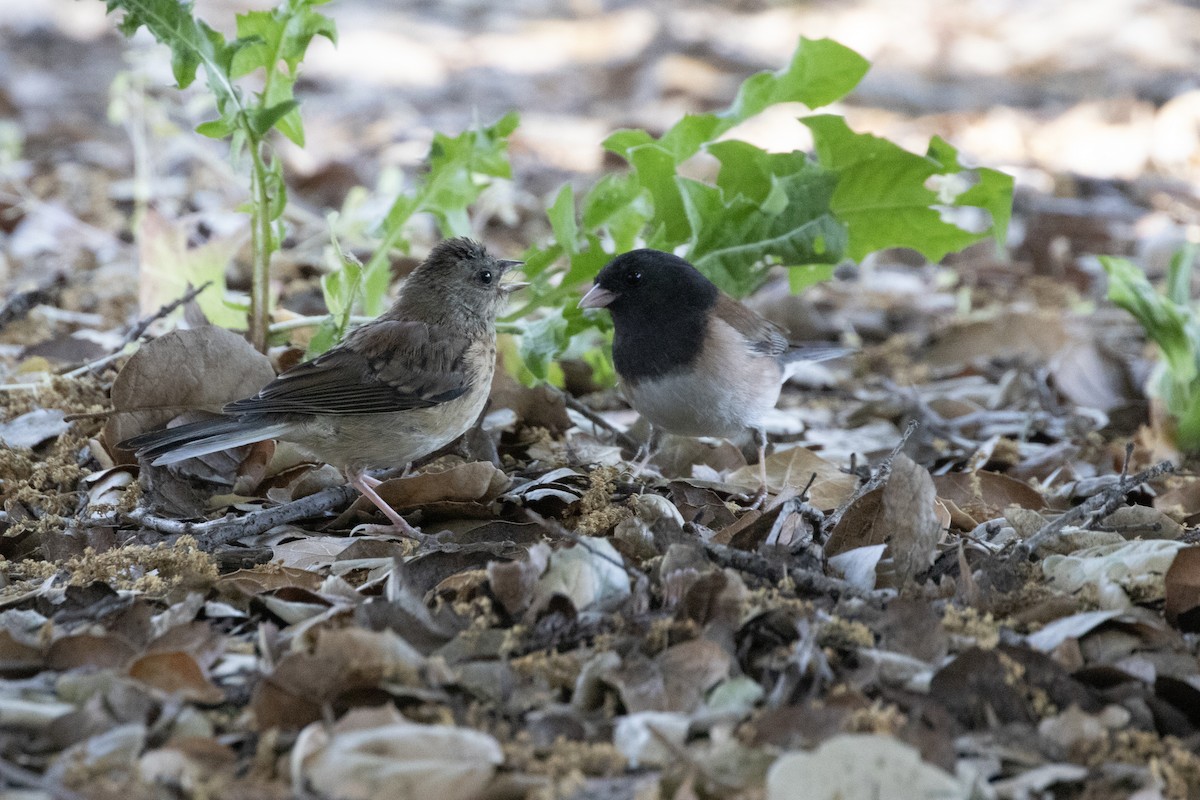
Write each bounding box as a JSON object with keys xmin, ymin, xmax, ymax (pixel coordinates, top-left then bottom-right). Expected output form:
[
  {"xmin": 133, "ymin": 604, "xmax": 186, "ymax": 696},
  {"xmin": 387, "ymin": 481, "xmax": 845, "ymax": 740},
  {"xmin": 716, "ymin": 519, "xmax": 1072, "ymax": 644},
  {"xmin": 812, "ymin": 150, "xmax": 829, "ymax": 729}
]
[
  {"xmin": 924, "ymin": 309, "xmax": 1067, "ymax": 367},
  {"xmin": 825, "ymin": 488, "xmax": 885, "ymax": 557},
  {"xmin": 215, "ymin": 566, "xmax": 325, "ymax": 598},
  {"xmin": 658, "ymin": 638, "xmax": 732, "ymax": 712},
  {"xmin": 342, "ymin": 461, "xmax": 509, "ymax": 520},
  {"xmin": 128, "ymin": 651, "xmax": 224, "ymax": 704},
  {"xmin": 104, "ymin": 327, "xmax": 276, "ymax": 453},
  {"xmin": 252, "ymin": 628, "xmax": 425, "ymax": 730},
  {"xmin": 1164, "ymin": 546, "xmax": 1200, "ymax": 630},
  {"xmin": 727, "ymin": 446, "xmax": 857, "ymax": 509},
  {"xmin": 45, "ymin": 634, "xmax": 136, "ymax": 671},
  {"xmin": 885, "ymin": 454, "xmax": 941, "ymax": 587},
  {"xmin": 933, "ymin": 470, "xmax": 1045, "ymax": 529}
]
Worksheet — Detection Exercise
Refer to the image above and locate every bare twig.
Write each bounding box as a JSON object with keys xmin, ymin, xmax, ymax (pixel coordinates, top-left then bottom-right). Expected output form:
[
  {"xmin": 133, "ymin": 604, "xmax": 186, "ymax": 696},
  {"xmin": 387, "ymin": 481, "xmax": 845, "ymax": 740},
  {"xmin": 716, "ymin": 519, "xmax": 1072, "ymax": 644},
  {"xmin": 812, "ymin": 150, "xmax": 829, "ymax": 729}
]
[
  {"xmin": 821, "ymin": 419, "xmax": 918, "ymax": 534},
  {"xmin": 558, "ymin": 390, "xmax": 640, "ymax": 451},
  {"xmin": 702, "ymin": 539, "xmax": 886, "ymax": 602},
  {"xmin": 1015, "ymin": 458, "xmax": 1176, "ymax": 559},
  {"xmin": 0, "ymin": 273, "xmax": 66, "ymax": 331},
  {"xmin": 120, "ymin": 280, "xmax": 213, "ymax": 347},
  {"xmin": 111, "ymin": 483, "xmax": 359, "ymax": 549}
]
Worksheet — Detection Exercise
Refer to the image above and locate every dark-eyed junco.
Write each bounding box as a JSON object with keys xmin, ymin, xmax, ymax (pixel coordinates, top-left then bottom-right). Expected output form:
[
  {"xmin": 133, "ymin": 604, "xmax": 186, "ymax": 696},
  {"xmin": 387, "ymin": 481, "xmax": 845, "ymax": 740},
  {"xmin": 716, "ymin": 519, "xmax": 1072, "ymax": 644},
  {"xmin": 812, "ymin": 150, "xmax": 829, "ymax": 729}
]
[
  {"xmin": 121, "ymin": 237, "xmax": 523, "ymax": 538},
  {"xmin": 578, "ymin": 248, "xmax": 846, "ymax": 502}
]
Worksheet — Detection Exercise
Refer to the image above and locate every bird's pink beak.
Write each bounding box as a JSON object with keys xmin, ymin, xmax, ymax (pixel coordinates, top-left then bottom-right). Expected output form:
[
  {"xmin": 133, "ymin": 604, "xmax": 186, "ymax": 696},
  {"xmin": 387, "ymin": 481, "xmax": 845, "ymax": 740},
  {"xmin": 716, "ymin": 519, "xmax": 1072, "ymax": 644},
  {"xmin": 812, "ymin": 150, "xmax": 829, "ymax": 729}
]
[{"xmin": 578, "ymin": 285, "xmax": 617, "ymax": 309}]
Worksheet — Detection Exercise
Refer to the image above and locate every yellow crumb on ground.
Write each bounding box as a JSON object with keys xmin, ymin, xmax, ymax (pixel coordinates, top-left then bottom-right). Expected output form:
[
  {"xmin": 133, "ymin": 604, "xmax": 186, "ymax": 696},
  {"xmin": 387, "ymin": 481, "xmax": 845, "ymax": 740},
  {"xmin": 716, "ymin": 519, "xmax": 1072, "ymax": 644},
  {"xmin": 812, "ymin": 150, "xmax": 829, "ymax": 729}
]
[
  {"xmin": 571, "ymin": 465, "xmax": 631, "ymax": 535},
  {"xmin": 13, "ymin": 535, "xmax": 217, "ymax": 594},
  {"xmin": 942, "ymin": 605, "xmax": 1001, "ymax": 649}
]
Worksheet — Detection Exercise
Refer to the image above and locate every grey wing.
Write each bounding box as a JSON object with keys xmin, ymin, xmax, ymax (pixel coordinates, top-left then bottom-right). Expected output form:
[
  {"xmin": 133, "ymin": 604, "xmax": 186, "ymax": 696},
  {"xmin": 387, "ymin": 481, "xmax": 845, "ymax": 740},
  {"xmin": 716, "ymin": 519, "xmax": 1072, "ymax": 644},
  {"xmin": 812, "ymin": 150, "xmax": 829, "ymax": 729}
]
[
  {"xmin": 224, "ymin": 320, "xmax": 470, "ymax": 416},
  {"xmin": 714, "ymin": 295, "xmax": 789, "ymax": 357}
]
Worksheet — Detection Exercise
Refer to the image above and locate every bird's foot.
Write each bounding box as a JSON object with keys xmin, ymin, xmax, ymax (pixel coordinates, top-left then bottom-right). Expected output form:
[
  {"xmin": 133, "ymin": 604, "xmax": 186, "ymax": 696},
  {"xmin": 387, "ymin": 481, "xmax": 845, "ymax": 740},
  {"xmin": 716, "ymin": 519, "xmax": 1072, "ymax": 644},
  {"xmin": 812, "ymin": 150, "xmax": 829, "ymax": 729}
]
[
  {"xmin": 351, "ymin": 522, "xmax": 430, "ymax": 542},
  {"xmin": 346, "ymin": 469, "xmax": 426, "ymax": 541}
]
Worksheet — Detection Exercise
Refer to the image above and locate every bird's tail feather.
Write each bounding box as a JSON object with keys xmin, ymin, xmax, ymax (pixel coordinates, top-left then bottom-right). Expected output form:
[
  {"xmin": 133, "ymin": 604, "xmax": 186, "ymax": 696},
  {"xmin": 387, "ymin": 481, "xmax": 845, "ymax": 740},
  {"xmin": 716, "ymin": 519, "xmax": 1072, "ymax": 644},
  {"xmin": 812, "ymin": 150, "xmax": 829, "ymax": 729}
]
[
  {"xmin": 120, "ymin": 419, "xmax": 293, "ymax": 466},
  {"xmin": 781, "ymin": 343, "xmax": 853, "ymax": 364}
]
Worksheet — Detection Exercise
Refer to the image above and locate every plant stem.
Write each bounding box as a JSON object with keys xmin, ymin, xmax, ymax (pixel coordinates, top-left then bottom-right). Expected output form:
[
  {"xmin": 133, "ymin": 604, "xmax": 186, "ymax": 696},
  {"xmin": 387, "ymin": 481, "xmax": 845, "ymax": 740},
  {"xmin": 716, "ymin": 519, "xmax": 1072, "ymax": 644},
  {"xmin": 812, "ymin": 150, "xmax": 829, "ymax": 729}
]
[{"xmin": 247, "ymin": 136, "xmax": 272, "ymax": 353}]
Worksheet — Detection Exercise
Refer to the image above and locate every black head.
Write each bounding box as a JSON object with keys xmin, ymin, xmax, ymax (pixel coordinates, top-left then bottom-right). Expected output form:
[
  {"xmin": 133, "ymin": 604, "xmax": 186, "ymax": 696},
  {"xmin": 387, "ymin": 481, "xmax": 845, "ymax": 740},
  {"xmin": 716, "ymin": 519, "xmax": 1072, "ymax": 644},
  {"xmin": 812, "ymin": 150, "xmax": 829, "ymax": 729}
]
[
  {"xmin": 395, "ymin": 237, "xmax": 523, "ymax": 325},
  {"xmin": 580, "ymin": 249, "xmax": 718, "ymax": 318},
  {"xmin": 579, "ymin": 249, "xmax": 718, "ymax": 380}
]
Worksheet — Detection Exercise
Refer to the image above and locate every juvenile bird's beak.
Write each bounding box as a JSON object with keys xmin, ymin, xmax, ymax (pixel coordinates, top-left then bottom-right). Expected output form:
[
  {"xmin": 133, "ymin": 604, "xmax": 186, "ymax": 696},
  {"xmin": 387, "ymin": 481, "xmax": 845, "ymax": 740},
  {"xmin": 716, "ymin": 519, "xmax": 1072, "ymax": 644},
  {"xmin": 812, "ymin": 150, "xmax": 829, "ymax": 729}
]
[
  {"xmin": 498, "ymin": 260, "xmax": 528, "ymax": 294},
  {"xmin": 578, "ymin": 284, "xmax": 617, "ymax": 309}
]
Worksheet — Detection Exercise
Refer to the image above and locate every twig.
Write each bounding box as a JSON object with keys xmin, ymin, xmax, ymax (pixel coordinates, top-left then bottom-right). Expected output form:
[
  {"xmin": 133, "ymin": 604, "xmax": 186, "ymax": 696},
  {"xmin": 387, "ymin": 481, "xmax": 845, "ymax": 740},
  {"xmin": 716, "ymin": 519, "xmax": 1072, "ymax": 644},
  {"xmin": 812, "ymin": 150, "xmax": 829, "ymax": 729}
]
[
  {"xmin": 821, "ymin": 420, "xmax": 918, "ymax": 534},
  {"xmin": 120, "ymin": 281, "xmax": 212, "ymax": 346},
  {"xmin": 112, "ymin": 483, "xmax": 359, "ymax": 549},
  {"xmin": 268, "ymin": 314, "xmax": 374, "ymax": 335},
  {"xmin": 558, "ymin": 390, "xmax": 640, "ymax": 452},
  {"xmin": 1015, "ymin": 458, "xmax": 1176, "ymax": 559},
  {"xmin": 0, "ymin": 273, "xmax": 66, "ymax": 331},
  {"xmin": 702, "ymin": 540, "xmax": 886, "ymax": 602}
]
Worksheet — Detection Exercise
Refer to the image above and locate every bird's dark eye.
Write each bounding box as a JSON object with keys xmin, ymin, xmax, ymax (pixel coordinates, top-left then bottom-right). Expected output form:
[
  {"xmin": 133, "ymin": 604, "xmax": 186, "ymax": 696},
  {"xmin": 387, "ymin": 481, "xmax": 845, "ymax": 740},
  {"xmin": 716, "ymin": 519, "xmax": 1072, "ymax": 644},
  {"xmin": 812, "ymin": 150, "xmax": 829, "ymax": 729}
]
[
  {"xmin": 625, "ymin": 270, "xmax": 642, "ymax": 287},
  {"xmin": 478, "ymin": 269, "xmax": 493, "ymax": 285}
]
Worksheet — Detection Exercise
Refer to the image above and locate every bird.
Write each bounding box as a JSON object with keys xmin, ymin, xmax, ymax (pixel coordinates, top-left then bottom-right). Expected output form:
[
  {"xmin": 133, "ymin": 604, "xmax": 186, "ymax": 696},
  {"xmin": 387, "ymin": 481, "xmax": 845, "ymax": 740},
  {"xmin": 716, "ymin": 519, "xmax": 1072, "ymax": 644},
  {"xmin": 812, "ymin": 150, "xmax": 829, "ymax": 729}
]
[
  {"xmin": 578, "ymin": 248, "xmax": 847, "ymax": 504},
  {"xmin": 121, "ymin": 237, "xmax": 523, "ymax": 539}
]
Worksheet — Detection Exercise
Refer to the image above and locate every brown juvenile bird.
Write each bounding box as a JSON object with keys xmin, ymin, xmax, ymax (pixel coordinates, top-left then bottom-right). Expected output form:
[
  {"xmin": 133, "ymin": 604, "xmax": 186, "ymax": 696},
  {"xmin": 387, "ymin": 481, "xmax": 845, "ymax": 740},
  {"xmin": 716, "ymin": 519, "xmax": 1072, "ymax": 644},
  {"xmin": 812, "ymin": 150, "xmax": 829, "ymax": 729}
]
[
  {"xmin": 122, "ymin": 237, "xmax": 522, "ymax": 538},
  {"xmin": 579, "ymin": 249, "xmax": 847, "ymax": 501}
]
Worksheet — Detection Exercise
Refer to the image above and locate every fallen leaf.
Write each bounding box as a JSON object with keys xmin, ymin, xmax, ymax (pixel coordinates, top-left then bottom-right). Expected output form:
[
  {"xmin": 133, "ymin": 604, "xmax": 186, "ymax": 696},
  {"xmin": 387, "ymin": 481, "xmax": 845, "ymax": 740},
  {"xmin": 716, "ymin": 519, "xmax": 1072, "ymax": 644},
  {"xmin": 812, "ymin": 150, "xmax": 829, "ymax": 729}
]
[
  {"xmin": 882, "ymin": 454, "xmax": 941, "ymax": 586},
  {"xmin": 1164, "ymin": 546, "xmax": 1200, "ymax": 629},
  {"xmin": 128, "ymin": 651, "xmax": 224, "ymax": 704},
  {"xmin": 0, "ymin": 409, "xmax": 69, "ymax": 449},
  {"xmin": 766, "ymin": 734, "xmax": 968, "ymax": 800},
  {"xmin": 300, "ymin": 710, "xmax": 502, "ymax": 800},
  {"xmin": 726, "ymin": 446, "xmax": 857, "ymax": 509},
  {"xmin": 105, "ymin": 327, "xmax": 276, "ymax": 452},
  {"xmin": 537, "ymin": 537, "xmax": 630, "ymax": 612}
]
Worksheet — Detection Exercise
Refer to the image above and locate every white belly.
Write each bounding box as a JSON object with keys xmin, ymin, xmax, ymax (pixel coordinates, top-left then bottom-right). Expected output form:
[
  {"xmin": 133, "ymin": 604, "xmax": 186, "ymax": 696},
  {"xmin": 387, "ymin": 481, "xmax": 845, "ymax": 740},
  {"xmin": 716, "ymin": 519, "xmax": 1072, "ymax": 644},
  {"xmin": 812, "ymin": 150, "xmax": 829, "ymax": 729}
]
[{"xmin": 623, "ymin": 363, "xmax": 781, "ymax": 438}]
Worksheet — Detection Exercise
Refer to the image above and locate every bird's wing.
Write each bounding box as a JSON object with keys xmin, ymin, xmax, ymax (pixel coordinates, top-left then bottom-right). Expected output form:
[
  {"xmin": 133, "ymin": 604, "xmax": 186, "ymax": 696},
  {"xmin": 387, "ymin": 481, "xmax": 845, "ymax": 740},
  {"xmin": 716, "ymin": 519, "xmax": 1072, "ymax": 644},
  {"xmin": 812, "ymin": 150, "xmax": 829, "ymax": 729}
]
[
  {"xmin": 225, "ymin": 320, "xmax": 471, "ymax": 416},
  {"xmin": 712, "ymin": 294, "xmax": 790, "ymax": 357}
]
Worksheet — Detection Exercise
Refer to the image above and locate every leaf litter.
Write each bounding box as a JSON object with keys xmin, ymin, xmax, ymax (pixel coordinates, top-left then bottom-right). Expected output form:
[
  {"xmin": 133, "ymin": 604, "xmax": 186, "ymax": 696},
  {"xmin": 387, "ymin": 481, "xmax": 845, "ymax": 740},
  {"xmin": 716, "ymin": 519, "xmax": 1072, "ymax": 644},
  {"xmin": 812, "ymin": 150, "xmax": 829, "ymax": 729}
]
[{"xmin": 5, "ymin": 1, "xmax": 1200, "ymax": 799}]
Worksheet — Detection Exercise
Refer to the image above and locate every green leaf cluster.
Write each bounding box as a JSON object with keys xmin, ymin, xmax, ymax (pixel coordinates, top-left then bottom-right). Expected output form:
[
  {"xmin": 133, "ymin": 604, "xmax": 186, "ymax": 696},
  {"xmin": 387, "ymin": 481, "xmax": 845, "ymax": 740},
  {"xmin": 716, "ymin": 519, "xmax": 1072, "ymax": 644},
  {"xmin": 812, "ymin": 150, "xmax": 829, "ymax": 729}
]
[
  {"xmin": 352, "ymin": 113, "xmax": 519, "ymax": 318},
  {"xmin": 511, "ymin": 36, "xmax": 1014, "ymax": 384},
  {"xmin": 104, "ymin": 0, "xmax": 335, "ymax": 351},
  {"xmin": 1101, "ymin": 247, "xmax": 1200, "ymax": 450}
]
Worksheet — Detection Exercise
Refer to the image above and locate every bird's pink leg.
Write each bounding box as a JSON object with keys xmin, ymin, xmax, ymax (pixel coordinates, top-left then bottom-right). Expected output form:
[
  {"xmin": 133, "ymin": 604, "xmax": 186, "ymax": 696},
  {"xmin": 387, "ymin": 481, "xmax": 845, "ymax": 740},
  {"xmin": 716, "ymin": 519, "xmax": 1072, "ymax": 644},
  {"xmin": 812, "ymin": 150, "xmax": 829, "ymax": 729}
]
[
  {"xmin": 346, "ymin": 469, "xmax": 425, "ymax": 540},
  {"xmin": 748, "ymin": 427, "xmax": 770, "ymax": 510}
]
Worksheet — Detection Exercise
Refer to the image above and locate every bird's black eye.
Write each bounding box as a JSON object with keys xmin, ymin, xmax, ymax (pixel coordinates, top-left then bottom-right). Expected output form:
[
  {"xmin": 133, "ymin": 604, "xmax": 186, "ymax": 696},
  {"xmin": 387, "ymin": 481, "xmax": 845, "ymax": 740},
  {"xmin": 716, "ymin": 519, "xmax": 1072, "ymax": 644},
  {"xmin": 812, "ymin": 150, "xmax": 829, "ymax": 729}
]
[
  {"xmin": 625, "ymin": 270, "xmax": 642, "ymax": 287},
  {"xmin": 478, "ymin": 269, "xmax": 493, "ymax": 285}
]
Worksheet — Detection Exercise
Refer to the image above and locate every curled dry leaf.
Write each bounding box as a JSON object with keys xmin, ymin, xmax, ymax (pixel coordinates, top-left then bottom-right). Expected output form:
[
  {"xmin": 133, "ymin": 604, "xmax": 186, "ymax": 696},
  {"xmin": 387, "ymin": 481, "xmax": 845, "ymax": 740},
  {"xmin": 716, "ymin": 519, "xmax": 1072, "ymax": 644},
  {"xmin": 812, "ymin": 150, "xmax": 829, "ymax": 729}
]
[
  {"xmin": 883, "ymin": 454, "xmax": 941, "ymax": 587},
  {"xmin": 537, "ymin": 536, "xmax": 630, "ymax": 613},
  {"xmin": 1042, "ymin": 540, "xmax": 1188, "ymax": 611},
  {"xmin": 298, "ymin": 705, "xmax": 503, "ymax": 800},
  {"xmin": 104, "ymin": 327, "xmax": 276, "ymax": 454}
]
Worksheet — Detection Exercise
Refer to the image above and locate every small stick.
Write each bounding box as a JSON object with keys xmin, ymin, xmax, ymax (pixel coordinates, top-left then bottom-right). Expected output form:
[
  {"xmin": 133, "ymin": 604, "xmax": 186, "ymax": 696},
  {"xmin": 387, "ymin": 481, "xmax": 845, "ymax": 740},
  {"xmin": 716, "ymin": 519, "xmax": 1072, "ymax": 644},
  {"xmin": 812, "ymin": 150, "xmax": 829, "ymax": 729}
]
[
  {"xmin": 1016, "ymin": 458, "xmax": 1175, "ymax": 558},
  {"xmin": 558, "ymin": 390, "xmax": 640, "ymax": 452},
  {"xmin": 0, "ymin": 273, "xmax": 67, "ymax": 331},
  {"xmin": 821, "ymin": 419, "xmax": 918, "ymax": 534},
  {"xmin": 120, "ymin": 281, "xmax": 213, "ymax": 346},
  {"xmin": 110, "ymin": 483, "xmax": 359, "ymax": 549}
]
